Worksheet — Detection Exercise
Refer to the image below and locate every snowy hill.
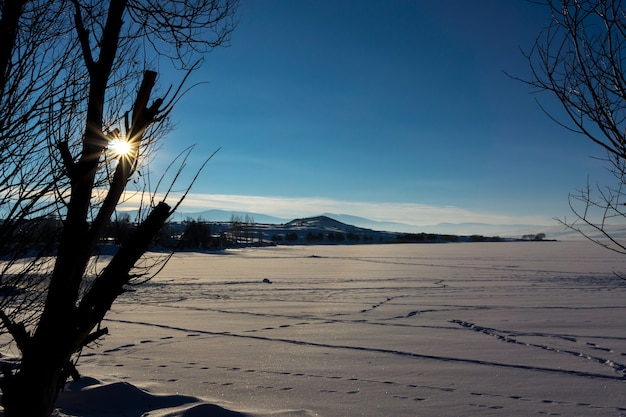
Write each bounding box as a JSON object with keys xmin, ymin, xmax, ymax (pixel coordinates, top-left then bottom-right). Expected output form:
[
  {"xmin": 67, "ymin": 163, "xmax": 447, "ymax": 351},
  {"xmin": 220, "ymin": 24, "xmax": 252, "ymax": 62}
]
[
  {"xmin": 286, "ymin": 215, "xmax": 368, "ymax": 232},
  {"xmin": 258, "ymin": 215, "xmax": 400, "ymax": 243}
]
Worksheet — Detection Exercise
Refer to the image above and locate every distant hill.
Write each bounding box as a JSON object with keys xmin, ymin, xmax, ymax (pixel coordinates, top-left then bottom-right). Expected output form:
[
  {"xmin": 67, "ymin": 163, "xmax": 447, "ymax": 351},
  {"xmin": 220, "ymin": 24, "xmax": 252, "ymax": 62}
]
[
  {"xmin": 417, "ymin": 222, "xmax": 542, "ymax": 236},
  {"xmin": 324, "ymin": 217, "xmax": 559, "ymax": 238},
  {"xmin": 320, "ymin": 213, "xmax": 418, "ymax": 233},
  {"xmin": 163, "ymin": 209, "xmax": 417, "ymax": 232},
  {"xmin": 120, "ymin": 208, "xmax": 560, "ymax": 239},
  {"xmin": 287, "ymin": 215, "xmax": 366, "ymax": 231},
  {"xmin": 156, "ymin": 213, "xmax": 565, "ymax": 249},
  {"xmin": 159, "ymin": 209, "xmax": 289, "ymax": 225},
  {"xmin": 258, "ymin": 215, "xmax": 400, "ymax": 243}
]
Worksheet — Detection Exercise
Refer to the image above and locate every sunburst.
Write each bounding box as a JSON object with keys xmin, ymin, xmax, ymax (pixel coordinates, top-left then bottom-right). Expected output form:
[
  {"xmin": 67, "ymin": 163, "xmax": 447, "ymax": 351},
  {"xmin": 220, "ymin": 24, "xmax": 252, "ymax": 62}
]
[{"xmin": 108, "ymin": 138, "xmax": 133, "ymax": 158}]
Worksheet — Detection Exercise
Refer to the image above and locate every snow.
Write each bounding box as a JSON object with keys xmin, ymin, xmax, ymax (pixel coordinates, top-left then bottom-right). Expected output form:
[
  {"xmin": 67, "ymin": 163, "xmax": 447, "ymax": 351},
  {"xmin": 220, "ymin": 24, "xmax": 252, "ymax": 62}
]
[{"xmin": 8, "ymin": 241, "xmax": 626, "ymax": 416}]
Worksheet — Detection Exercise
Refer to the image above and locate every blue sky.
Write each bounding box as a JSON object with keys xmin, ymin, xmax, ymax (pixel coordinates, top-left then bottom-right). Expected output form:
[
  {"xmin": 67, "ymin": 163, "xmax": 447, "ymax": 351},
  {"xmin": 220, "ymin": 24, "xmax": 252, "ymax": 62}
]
[{"xmin": 142, "ymin": 0, "xmax": 616, "ymax": 231}]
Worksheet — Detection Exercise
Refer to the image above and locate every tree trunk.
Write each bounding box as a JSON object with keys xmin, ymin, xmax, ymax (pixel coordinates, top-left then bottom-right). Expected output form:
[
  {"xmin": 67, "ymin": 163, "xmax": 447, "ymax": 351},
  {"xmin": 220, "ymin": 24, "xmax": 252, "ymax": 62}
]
[
  {"xmin": 0, "ymin": 202, "xmax": 171, "ymax": 417},
  {"xmin": 1, "ymin": 350, "xmax": 67, "ymax": 417},
  {"xmin": 0, "ymin": 0, "xmax": 235, "ymax": 413},
  {"xmin": 0, "ymin": 0, "xmax": 27, "ymax": 96}
]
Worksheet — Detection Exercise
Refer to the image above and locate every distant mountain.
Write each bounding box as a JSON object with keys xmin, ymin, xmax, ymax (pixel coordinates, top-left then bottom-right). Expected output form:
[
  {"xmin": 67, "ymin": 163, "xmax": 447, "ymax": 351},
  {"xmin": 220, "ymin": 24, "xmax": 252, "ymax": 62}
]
[
  {"xmin": 259, "ymin": 215, "xmax": 400, "ymax": 243},
  {"xmin": 286, "ymin": 215, "xmax": 375, "ymax": 233},
  {"xmin": 418, "ymin": 222, "xmax": 544, "ymax": 236},
  {"xmin": 319, "ymin": 214, "xmax": 550, "ymax": 237},
  {"xmin": 320, "ymin": 213, "xmax": 417, "ymax": 233},
  {"xmin": 521, "ymin": 223, "xmax": 626, "ymax": 241},
  {"xmin": 121, "ymin": 208, "xmax": 562, "ymax": 239},
  {"xmin": 168, "ymin": 209, "xmax": 289, "ymax": 225},
  {"xmin": 168, "ymin": 210, "xmax": 417, "ymax": 232}
]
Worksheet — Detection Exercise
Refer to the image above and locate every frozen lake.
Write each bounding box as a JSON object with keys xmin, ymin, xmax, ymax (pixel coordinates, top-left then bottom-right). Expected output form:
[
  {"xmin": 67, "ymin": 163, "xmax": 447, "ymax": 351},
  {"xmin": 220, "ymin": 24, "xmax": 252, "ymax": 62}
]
[{"xmin": 67, "ymin": 241, "xmax": 626, "ymax": 417}]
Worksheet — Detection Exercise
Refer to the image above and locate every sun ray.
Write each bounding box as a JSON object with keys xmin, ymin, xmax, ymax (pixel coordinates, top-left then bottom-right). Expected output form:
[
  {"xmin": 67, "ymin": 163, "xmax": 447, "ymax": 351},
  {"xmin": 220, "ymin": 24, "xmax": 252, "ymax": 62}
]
[{"xmin": 108, "ymin": 138, "xmax": 132, "ymax": 158}]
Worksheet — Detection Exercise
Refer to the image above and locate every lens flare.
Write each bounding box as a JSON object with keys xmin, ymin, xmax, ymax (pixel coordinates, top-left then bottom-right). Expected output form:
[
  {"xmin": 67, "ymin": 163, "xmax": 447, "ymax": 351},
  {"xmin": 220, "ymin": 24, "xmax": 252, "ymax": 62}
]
[{"xmin": 109, "ymin": 138, "xmax": 132, "ymax": 158}]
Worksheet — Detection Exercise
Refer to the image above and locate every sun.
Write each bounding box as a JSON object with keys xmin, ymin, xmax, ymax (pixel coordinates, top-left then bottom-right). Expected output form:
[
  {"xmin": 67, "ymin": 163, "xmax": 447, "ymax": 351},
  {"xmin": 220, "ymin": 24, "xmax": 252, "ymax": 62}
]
[{"xmin": 108, "ymin": 138, "xmax": 132, "ymax": 158}]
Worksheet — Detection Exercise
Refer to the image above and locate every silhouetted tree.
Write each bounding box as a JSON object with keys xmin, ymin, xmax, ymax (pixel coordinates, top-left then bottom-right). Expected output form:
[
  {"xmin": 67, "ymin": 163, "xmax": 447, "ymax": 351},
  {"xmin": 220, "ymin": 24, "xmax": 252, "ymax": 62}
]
[
  {"xmin": 181, "ymin": 218, "xmax": 212, "ymax": 249},
  {"xmin": 470, "ymin": 235, "xmax": 486, "ymax": 242},
  {"xmin": 441, "ymin": 234, "xmax": 460, "ymax": 242},
  {"xmin": 285, "ymin": 232, "xmax": 299, "ymax": 242},
  {"xmin": 243, "ymin": 214, "xmax": 255, "ymax": 243},
  {"xmin": 0, "ymin": 1, "xmax": 237, "ymax": 416},
  {"xmin": 306, "ymin": 232, "xmax": 323, "ymax": 242},
  {"xmin": 229, "ymin": 214, "xmax": 243, "ymax": 243},
  {"xmin": 108, "ymin": 212, "xmax": 133, "ymax": 245},
  {"xmin": 521, "ymin": 0, "xmax": 626, "ymax": 252}
]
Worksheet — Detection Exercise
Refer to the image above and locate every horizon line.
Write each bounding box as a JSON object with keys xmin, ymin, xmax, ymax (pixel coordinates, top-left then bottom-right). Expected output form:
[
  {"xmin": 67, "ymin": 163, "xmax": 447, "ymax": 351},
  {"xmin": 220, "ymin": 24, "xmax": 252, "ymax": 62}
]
[{"xmin": 117, "ymin": 192, "xmax": 557, "ymax": 229}]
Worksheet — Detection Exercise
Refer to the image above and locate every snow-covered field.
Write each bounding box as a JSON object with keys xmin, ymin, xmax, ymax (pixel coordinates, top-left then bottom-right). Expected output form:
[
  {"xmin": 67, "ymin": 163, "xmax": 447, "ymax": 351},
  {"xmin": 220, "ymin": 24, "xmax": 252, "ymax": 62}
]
[{"xmin": 33, "ymin": 242, "xmax": 626, "ymax": 416}]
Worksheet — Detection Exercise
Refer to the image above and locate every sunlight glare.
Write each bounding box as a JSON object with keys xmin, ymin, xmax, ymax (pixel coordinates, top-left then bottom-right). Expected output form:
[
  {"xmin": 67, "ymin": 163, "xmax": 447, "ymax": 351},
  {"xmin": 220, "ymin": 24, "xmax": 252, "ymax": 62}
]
[{"xmin": 109, "ymin": 138, "xmax": 132, "ymax": 158}]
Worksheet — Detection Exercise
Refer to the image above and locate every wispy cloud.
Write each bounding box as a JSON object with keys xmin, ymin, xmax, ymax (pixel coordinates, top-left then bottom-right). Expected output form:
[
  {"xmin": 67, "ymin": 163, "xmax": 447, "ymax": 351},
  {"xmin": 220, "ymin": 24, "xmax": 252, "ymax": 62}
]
[{"xmin": 120, "ymin": 192, "xmax": 555, "ymax": 227}]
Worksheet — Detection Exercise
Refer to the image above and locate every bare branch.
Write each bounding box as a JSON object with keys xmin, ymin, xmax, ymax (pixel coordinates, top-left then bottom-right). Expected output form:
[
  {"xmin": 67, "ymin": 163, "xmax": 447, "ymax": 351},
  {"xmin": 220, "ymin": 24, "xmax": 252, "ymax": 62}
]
[
  {"xmin": 0, "ymin": 1, "xmax": 237, "ymax": 415},
  {"xmin": 518, "ymin": 1, "xmax": 626, "ymax": 256}
]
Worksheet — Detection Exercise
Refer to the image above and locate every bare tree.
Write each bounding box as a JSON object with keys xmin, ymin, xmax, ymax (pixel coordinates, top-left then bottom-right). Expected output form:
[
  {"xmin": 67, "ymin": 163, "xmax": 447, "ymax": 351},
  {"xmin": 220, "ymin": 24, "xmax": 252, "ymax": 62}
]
[
  {"xmin": 520, "ymin": 0, "xmax": 626, "ymax": 252},
  {"xmin": 229, "ymin": 213, "xmax": 243, "ymax": 243},
  {"xmin": 243, "ymin": 214, "xmax": 255, "ymax": 243},
  {"xmin": 0, "ymin": 1, "xmax": 237, "ymax": 416}
]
